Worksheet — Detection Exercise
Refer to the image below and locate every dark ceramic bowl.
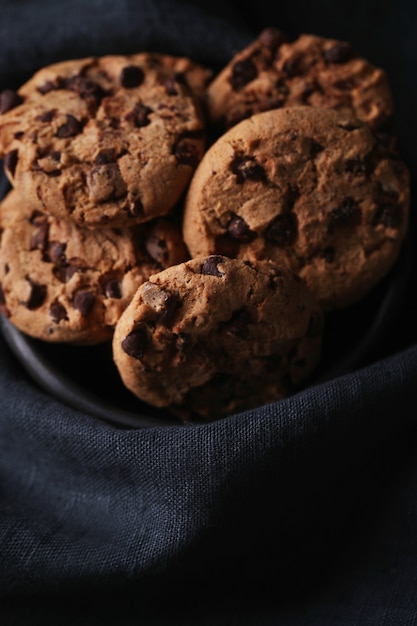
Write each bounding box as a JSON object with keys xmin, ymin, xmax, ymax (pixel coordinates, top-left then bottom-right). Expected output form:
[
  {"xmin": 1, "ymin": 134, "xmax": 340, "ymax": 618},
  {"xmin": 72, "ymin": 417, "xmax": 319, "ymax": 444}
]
[{"xmin": 0, "ymin": 174, "xmax": 412, "ymax": 428}]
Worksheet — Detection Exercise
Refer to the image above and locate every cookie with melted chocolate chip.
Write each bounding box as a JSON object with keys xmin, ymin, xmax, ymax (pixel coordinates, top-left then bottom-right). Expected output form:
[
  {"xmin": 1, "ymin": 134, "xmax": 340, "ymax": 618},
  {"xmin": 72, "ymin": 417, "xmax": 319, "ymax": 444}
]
[
  {"xmin": 0, "ymin": 189, "xmax": 189, "ymax": 344},
  {"xmin": 206, "ymin": 27, "xmax": 395, "ymax": 138},
  {"xmin": 0, "ymin": 53, "xmax": 211, "ymax": 228},
  {"xmin": 112, "ymin": 255, "xmax": 323, "ymax": 421},
  {"xmin": 183, "ymin": 106, "xmax": 410, "ymax": 310}
]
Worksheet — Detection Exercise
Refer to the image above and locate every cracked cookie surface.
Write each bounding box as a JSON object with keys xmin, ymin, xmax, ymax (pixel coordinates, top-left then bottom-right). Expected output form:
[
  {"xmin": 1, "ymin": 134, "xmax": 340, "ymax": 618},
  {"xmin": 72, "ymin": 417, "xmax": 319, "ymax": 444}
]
[
  {"xmin": 183, "ymin": 106, "xmax": 410, "ymax": 311},
  {"xmin": 0, "ymin": 189, "xmax": 189, "ymax": 344},
  {"xmin": 206, "ymin": 28, "xmax": 395, "ymax": 137},
  {"xmin": 112, "ymin": 255, "xmax": 323, "ymax": 421},
  {"xmin": 0, "ymin": 53, "xmax": 211, "ymax": 228}
]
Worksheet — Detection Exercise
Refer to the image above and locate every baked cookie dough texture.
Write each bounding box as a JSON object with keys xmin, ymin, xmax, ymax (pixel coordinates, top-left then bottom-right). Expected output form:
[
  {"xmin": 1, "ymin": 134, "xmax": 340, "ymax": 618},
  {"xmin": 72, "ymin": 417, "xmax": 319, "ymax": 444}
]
[
  {"xmin": 183, "ymin": 106, "xmax": 409, "ymax": 311},
  {"xmin": 0, "ymin": 189, "xmax": 188, "ymax": 344},
  {"xmin": 113, "ymin": 255, "xmax": 324, "ymax": 421},
  {"xmin": 0, "ymin": 53, "xmax": 211, "ymax": 229},
  {"xmin": 206, "ymin": 27, "xmax": 395, "ymax": 135}
]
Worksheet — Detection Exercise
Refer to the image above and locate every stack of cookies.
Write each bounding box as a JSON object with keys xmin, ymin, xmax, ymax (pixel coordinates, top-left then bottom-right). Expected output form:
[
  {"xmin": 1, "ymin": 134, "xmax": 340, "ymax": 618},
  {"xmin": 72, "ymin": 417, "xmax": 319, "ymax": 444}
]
[{"xmin": 0, "ymin": 29, "xmax": 411, "ymax": 421}]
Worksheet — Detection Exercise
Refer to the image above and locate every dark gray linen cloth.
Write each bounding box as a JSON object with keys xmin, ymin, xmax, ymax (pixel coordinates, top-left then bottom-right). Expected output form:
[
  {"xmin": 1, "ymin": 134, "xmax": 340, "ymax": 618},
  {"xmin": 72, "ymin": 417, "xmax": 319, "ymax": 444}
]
[{"xmin": 1, "ymin": 1, "xmax": 417, "ymax": 624}]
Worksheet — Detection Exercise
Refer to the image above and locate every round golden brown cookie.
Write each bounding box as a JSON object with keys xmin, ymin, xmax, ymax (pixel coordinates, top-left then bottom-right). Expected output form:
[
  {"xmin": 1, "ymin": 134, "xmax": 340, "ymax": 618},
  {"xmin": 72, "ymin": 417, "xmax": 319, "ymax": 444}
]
[
  {"xmin": 183, "ymin": 106, "xmax": 410, "ymax": 311},
  {"xmin": 0, "ymin": 53, "xmax": 211, "ymax": 228},
  {"xmin": 206, "ymin": 27, "xmax": 394, "ymax": 136},
  {"xmin": 112, "ymin": 255, "xmax": 324, "ymax": 421},
  {"xmin": 0, "ymin": 189, "xmax": 189, "ymax": 344}
]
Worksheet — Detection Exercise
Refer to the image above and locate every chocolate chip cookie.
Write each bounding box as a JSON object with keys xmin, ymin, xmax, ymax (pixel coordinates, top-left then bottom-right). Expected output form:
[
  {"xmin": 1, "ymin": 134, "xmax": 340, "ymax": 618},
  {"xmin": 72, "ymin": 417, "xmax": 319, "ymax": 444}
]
[
  {"xmin": 183, "ymin": 106, "xmax": 410, "ymax": 311},
  {"xmin": 0, "ymin": 53, "xmax": 211, "ymax": 228},
  {"xmin": 112, "ymin": 255, "xmax": 324, "ymax": 421},
  {"xmin": 0, "ymin": 189, "xmax": 189, "ymax": 344},
  {"xmin": 206, "ymin": 27, "xmax": 395, "ymax": 136}
]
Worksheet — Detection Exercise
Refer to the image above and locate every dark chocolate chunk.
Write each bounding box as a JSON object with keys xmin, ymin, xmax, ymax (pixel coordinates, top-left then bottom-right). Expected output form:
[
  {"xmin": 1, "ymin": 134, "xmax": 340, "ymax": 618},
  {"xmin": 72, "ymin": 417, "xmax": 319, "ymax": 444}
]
[
  {"xmin": 0, "ymin": 283, "xmax": 5, "ymax": 306},
  {"xmin": 46, "ymin": 241, "xmax": 67, "ymax": 264},
  {"xmin": 4, "ymin": 150, "xmax": 18, "ymax": 177},
  {"xmin": 65, "ymin": 75, "xmax": 105, "ymax": 104},
  {"xmin": 145, "ymin": 235, "xmax": 168, "ymax": 265},
  {"xmin": 103, "ymin": 277, "xmax": 122, "ymax": 299},
  {"xmin": 173, "ymin": 138, "xmax": 200, "ymax": 167},
  {"xmin": 224, "ymin": 308, "xmax": 251, "ymax": 339},
  {"xmin": 328, "ymin": 197, "xmax": 361, "ymax": 232},
  {"xmin": 94, "ymin": 149, "xmax": 116, "ymax": 165},
  {"xmin": 0, "ymin": 89, "xmax": 23, "ymax": 114},
  {"xmin": 373, "ymin": 195, "xmax": 402, "ymax": 228},
  {"xmin": 227, "ymin": 213, "xmax": 256, "ymax": 242},
  {"xmin": 87, "ymin": 163, "xmax": 127, "ymax": 202},
  {"xmin": 164, "ymin": 76, "xmax": 179, "ymax": 96},
  {"xmin": 26, "ymin": 279, "xmax": 47, "ymax": 310},
  {"xmin": 35, "ymin": 109, "xmax": 56, "ymax": 123},
  {"xmin": 230, "ymin": 58, "xmax": 258, "ymax": 91},
  {"xmin": 120, "ymin": 65, "xmax": 145, "ymax": 89},
  {"xmin": 125, "ymin": 102, "xmax": 153, "ymax": 127},
  {"xmin": 56, "ymin": 114, "xmax": 83, "ymax": 138},
  {"xmin": 258, "ymin": 27, "xmax": 288, "ymax": 50},
  {"xmin": 73, "ymin": 290, "xmax": 95, "ymax": 316},
  {"xmin": 50, "ymin": 300, "xmax": 69, "ymax": 323},
  {"xmin": 122, "ymin": 325, "xmax": 148, "ymax": 359},
  {"xmin": 200, "ymin": 256, "xmax": 225, "ymax": 277},
  {"xmin": 230, "ymin": 155, "xmax": 267, "ymax": 184},
  {"xmin": 323, "ymin": 42, "xmax": 353, "ymax": 64},
  {"xmin": 265, "ymin": 213, "xmax": 298, "ymax": 246}
]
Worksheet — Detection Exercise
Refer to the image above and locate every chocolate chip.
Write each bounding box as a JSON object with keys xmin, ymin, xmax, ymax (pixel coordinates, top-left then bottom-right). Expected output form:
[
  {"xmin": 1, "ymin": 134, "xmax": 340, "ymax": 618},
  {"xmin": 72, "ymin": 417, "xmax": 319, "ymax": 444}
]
[
  {"xmin": 49, "ymin": 300, "xmax": 69, "ymax": 323},
  {"xmin": 125, "ymin": 102, "xmax": 153, "ymax": 127},
  {"xmin": 65, "ymin": 75, "xmax": 105, "ymax": 104},
  {"xmin": 103, "ymin": 277, "xmax": 122, "ymax": 299},
  {"xmin": 4, "ymin": 150, "xmax": 18, "ymax": 177},
  {"xmin": 56, "ymin": 114, "xmax": 83, "ymax": 138},
  {"xmin": 87, "ymin": 163, "xmax": 127, "ymax": 203},
  {"xmin": 122, "ymin": 325, "xmax": 148, "ymax": 359},
  {"xmin": 227, "ymin": 214, "xmax": 256, "ymax": 241},
  {"xmin": 0, "ymin": 89, "xmax": 23, "ymax": 114},
  {"xmin": 35, "ymin": 109, "xmax": 56, "ymax": 123},
  {"xmin": 46, "ymin": 241, "xmax": 67, "ymax": 264},
  {"xmin": 160, "ymin": 292, "xmax": 182, "ymax": 327},
  {"xmin": 25, "ymin": 279, "xmax": 47, "ymax": 310},
  {"xmin": 145, "ymin": 235, "xmax": 168, "ymax": 265},
  {"xmin": 94, "ymin": 149, "xmax": 116, "ymax": 165},
  {"xmin": 73, "ymin": 290, "xmax": 95, "ymax": 316},
  {"xmin": 309, "ymin": 140, "xmax": 324, "ymax": 156},
  {"xmin": 283, "ymin": 57, "xmax": 302, "ymax": 77},
  {"xmin": 328, "ymin": 197, "xmax": 361, "ymax": 232},
  {"xmin": 54, "ymin": 262, "xmax": 81, "ymax": 283},
  {"xmin": 173, "ymin": 139, "xmax": 200, "ymax": 167},
  {"xmin": 37, "ymin": 77, "xmax": 64, "ymax": 94},
  {"xmin": 323, "ymin": 42, "xmax": 353, "ymax": 64},
  {"xmin": 258, "ymin": 27, "xmax": 288, "ymax": 50},
  {"xmin": 164, "ymin": 76, "xmax": 179, "ymax": 96},
  {"xmin": 200, "ymin": 256, "xmax": 225, "ymax": 277},
  {"xmin": 230, "ymin": 155, "xmax": 267, "ymax": 184},
  {"xmin": 230, "ymin": 57, "xmax": 258, "ymax": 91},
  {"xmin": 120, "ymin": 65, "xmax": 145, "ymax": 88},
  {"xmin": 265, "ymin": 213, "xmax": 298, "ymax": 246},
  {"xmin": 0, "ymin": 283, "xmax": 6, "ymax": 306},
  {"xmin": 373, "ymin": 189, "xmax": 402, "ymax": 228},
  {"xmin": 224, "ymin": 308, "xmax": 251, "ymax": 339}
]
